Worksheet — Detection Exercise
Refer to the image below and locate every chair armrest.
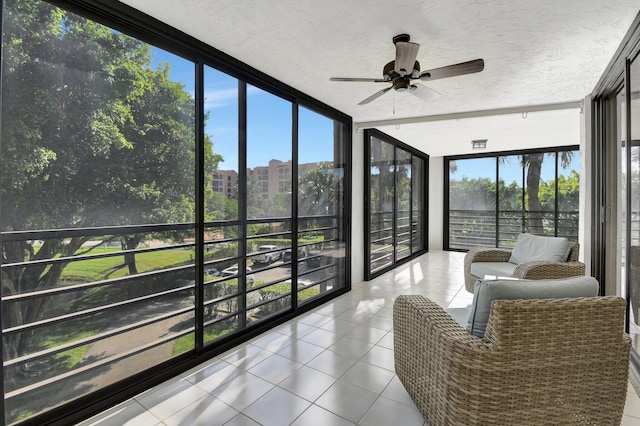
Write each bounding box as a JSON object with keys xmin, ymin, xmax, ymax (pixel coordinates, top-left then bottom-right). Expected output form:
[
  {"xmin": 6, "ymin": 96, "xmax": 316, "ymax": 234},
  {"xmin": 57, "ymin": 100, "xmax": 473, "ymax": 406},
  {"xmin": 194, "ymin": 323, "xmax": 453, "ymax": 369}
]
[
  {"xmin": 513, "ymin": 260, "xmax": 586, "ymax": 280},
  {"xmin": 464, "ymin": 248, "xmax": 512, "ymax": 291},
  {"xmin": 465, "ymin": 247, "xmax": 512, "ymax": 263}
]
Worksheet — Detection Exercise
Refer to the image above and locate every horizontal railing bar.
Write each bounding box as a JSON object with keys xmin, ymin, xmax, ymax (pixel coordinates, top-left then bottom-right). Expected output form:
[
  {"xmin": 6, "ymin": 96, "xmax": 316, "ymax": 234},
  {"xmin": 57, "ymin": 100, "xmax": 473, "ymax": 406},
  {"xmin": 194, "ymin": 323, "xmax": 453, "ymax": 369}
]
[
  {"xmin": 370, "ymin": 236, "xmax": 393, "ymax": 245},
  {"xmin": 4, "ymin": 327, "xmax": 195, "ymax": 401},
  {"xmin": 204, "ymin": 291, "xmax": 240, "ymax": 307},
  {"xmin": 2, "ymin": 264, "xmax": 194, "ymax": 302},
  {"xmin": 204, "ymin": 236, "xmax": 240, "ymax": 246},
  {"xmin": 204, "ymin": 255, "xmax": 242, "ymax": 269},
  {"xmin": 1, "ymin": 223, "xmax": 196, "ymax": 243},
  {"xmin": 298, "ymin": 214, "xmax": 340, "ymax": 221},
  {"xmin": 247, "ymin": 291, "xmax": 291, "ymax": 312},
  {"xmin": 370, "ymin": 246, "xmax": 392, "ymax": 255},
  {"xmin": 1, "ymin": 221, "xmax": 248, "ymax": 244},
  {"xmin": 246, "ymin": 231, "xmax": 292, "ymax": 241},
  {"xmin": 298, "ymin": 228, "xmax": 337, "ymax": 236},
  {"xmin": 4, "ymin": 305, "xmax": 193, "ymax": 368},
  {"xmin": 1, "ymin": 241, "xmax": 196, "ymax": 270},
  {"xmin": 203, "ymin": 310, "xmax": 239, "ymax": 330},
  {"xmin": 243, "ymin": 214, "xmax": 338, "ymax": 225},
  {"xmin": 3, "ymin": 284, "xmax": 194, "ymax": 335},
  {"xmin": 299, "ymin": 263, "xmax": 336, "ymax": 277},
  {"xmin": 299, "ymin": 266, "xmax": 335, "ymax": 281},
  {"xmin": 299, "ymin": 277, "xmax": 333, "ymax": 291},
  {"xmin": 245, "ymin": 217, "xmax": 292, "ymax": 224},
  {"xmin": 246, "ymin": 280, "xmax": 286, "ymax": 294},
  {"xmin": 203, "ymin": 219, "xmax": 240, "ymax": 228},
  {"xmin": 371, "ymin": 226, "xmax": 393, "ymax": 232}
]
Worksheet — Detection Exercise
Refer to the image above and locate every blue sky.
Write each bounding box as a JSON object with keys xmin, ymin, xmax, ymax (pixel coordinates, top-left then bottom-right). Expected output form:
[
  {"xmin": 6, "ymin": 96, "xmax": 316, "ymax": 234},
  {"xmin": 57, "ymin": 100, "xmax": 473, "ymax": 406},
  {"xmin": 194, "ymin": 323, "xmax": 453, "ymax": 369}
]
[
  {"xmin": 150, "ymin": 48, "xmax": 333, "ymax": 170},
  {"xmin": 450, "ymin": 153, "xmax": 581, "ymax": 184}
]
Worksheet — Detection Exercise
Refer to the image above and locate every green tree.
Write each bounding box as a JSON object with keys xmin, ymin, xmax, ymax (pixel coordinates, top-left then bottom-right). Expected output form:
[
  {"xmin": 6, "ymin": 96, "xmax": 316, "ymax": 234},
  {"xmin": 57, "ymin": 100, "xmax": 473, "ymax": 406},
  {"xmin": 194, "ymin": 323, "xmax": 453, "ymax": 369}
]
[
  {"xmin": 0, "ymin": 0, "xmax": 217, "ymax": 389},
  {"xmin": 298, "ymin": 163, "xmax": 336, "ymax": 215}
]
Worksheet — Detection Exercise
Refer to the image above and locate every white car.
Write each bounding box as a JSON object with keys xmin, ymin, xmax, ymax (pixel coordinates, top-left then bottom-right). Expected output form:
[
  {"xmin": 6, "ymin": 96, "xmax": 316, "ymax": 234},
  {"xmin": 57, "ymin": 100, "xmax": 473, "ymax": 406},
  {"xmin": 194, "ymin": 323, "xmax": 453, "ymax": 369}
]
[
  {"xmin": 252, "ymin": 245, "xmax": 282, "ymax": 264},
  {"xmin": 221, "ymin": 266, "xmax": 255, "ymax": 283}
]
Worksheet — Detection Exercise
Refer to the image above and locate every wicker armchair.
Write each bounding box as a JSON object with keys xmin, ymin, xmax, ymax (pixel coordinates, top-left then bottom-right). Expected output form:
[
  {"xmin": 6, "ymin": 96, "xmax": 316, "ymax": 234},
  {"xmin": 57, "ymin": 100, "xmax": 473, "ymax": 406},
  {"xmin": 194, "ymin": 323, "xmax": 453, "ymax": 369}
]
[
  {"xmin": 393, "ymin": 295, "xmax": 631, "ymax": 426},
  {"xmin": 463, "ymin": 243, "xmax": 585, "ymax": 292}
]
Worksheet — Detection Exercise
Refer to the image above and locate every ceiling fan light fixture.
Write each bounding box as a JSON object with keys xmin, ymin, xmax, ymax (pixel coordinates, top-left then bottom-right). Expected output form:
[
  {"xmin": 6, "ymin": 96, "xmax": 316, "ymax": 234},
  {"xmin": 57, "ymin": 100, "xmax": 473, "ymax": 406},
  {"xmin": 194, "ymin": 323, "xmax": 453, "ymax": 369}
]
[
  {"xmin": 471, "ymin": 139, "xmax": 487, "ymax": 150},
  {"xmin": 394, "ymin": 34, "xmax": 420, "ymax": 76}
]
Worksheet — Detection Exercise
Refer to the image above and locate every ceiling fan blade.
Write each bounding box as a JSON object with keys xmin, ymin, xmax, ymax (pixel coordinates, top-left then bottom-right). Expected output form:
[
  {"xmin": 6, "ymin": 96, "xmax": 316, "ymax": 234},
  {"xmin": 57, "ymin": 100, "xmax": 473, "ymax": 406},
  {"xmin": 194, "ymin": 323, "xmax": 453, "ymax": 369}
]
[
  {"xmin": 358, "ymin": 86, "xmax": 392, "ymax": 105},
  {"xmin": 395, "ymin": 41, "xmax": 420, "ymax": 76},
  {"xmin": 409, "ymin": 83, "xmax": 440, "ymax": 101},
  {"xmin": 420, "ymin": 58, "xmax": 484, "ymax": 81},
  {"xmin": 330, "ymin": 77, "xmax": 387, "ymax": 83}
]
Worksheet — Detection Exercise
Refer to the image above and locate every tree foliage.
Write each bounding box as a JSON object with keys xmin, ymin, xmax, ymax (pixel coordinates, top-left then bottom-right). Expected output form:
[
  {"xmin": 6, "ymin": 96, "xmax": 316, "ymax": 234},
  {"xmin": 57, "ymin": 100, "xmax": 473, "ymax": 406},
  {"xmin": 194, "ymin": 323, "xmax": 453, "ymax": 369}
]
[{"xmin": 0, "ymin": 0, "xmax": 218, "ymax": 395}]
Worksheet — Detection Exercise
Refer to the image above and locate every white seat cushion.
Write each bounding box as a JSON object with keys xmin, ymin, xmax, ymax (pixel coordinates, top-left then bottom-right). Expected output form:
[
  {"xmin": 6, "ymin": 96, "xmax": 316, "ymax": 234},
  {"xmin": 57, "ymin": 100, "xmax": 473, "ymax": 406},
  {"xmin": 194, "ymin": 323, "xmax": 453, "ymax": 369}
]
[{"xmin": 470, "ymin": 261, "xmax": 517, "ymax": 278}]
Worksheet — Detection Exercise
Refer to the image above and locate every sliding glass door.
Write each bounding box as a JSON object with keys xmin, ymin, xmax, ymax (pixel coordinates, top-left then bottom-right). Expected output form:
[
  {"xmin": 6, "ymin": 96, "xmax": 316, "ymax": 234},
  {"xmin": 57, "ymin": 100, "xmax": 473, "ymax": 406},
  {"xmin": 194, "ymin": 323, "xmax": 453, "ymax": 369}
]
[
  {"xmin": 595, "ymin": 30, "xmax": 640, "ymax": 369},
  {"xmin": 618, "ymin": 53, "xmax": 640, "ymax": 354},
  {"xmin": 364, "ymin": 129, "xmax": 428, "ymax": 280}
]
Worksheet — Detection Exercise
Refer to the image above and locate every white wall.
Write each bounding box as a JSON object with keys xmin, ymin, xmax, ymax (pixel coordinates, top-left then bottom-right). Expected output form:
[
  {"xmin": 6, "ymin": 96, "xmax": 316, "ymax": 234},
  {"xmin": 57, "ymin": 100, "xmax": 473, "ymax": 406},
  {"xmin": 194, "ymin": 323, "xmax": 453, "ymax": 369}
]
[
  {"xmin": 351, "ymin": 127, "xmax": 365, "ymax": 285},
  {"xmin": 428, "ymin": 157, "xmax": 444, "ymax": 250},
  {"xmin": 350, "ymin": 127, "xmax": 444, "ymax": 286}
]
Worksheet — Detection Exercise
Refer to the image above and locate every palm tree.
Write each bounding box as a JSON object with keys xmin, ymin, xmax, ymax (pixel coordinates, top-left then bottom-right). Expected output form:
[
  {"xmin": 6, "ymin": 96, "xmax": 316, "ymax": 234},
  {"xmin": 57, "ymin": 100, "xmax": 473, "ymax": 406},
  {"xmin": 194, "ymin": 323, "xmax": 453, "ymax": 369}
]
[{"xmin": 522, "ymin": 151, "xmax": 574, "ymax": 235}]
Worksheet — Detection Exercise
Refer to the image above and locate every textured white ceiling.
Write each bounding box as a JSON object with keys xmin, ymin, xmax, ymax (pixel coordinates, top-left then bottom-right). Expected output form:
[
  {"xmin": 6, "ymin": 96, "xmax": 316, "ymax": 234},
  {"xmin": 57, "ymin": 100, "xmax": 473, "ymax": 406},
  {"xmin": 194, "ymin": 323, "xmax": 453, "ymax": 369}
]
[{"xmin": 120, "ymin": 0, "xmax": 638, "ymax": 156}]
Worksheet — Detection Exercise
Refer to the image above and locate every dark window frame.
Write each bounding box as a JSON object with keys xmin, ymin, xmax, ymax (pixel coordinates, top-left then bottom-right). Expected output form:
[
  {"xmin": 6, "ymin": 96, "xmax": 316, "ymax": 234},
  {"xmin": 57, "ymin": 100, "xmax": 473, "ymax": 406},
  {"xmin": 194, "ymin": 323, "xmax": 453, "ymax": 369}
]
[
  {"xmin": 590, "ymin": 11, "xmax": 640, "ymax": 372},
  {"xmin": 444, "ymin": 145, "xmax": 580, "ymax": 251},
  {"xmin": 363, "ymin": 128, "xmax": 429, "ymax": 281},
  {"xmin": 0, "ymin": 1, "xmax": 352, "ymax": 424}
]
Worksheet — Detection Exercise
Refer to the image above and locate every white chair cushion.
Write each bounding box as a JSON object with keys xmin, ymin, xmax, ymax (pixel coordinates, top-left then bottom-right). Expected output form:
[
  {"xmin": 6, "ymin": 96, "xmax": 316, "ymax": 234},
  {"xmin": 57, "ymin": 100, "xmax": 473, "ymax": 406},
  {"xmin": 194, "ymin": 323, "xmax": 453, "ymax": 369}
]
[
  {"xmin": 508, "ymin": 233, "xmax": 571, "ymax": 265},
  {"xmin": 470, "ymin": 261, "xmax": 517, "ymax": 279}
]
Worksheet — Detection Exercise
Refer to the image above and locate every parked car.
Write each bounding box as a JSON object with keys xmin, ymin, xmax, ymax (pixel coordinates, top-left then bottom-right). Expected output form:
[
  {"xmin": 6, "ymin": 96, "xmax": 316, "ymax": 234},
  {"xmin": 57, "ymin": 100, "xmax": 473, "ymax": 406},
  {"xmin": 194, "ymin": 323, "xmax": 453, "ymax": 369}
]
[
  {"xmin": 306, "ymin": 249, "xmax": 322, "ymax": 267},
  {"xmin": 205, "ymin": 268, "xmax": 220, "ymax": 277},
  {"xmin": 252, "ymin": 245, "xmax": 282, "ymax": 264},
  {"xmin": 221, "ymin": 265, "xmax": 255, "ymax": 283},
  {"xmin": 282, "ymin": 248, "xmax": 307, "ymax": 263}
]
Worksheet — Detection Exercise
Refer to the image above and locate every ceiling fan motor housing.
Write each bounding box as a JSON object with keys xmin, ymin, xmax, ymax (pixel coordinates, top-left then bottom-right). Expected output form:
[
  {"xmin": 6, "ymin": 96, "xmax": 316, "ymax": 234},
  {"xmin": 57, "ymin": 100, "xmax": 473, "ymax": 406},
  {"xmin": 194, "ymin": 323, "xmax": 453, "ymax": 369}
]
[
  {"xmin": 383, "ymin": 60, "xmax": 420, "ymax": 81},
  {"xmin": 394, "ymin": 78, "xmax": 412, "ymax": 92}
]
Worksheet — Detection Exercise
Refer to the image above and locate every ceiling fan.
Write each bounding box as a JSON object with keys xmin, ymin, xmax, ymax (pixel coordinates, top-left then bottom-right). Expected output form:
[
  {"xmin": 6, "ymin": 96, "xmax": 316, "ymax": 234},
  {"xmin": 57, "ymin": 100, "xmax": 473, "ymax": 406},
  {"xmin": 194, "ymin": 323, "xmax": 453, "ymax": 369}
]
[{"xmin": 330, "ymin": 34, "xmax": 484, "ymax": 105}]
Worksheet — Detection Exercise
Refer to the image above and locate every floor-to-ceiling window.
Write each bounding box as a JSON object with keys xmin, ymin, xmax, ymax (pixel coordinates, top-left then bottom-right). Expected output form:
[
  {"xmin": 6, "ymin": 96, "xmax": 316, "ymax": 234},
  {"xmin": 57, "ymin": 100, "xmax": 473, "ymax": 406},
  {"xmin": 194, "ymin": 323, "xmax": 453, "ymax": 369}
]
[
  {"xmin": 0, "ymin": 1, "xmax": 351, "ymax": 424},
  {"xmin": 591, "ymin": 13, "xmax": 640, "ymax": 372},
  {"xmin": 629, "ymin": 55, "xmax": 640, "ymax": 356},
  {"xmin": 445, "ymin": 147, "xmax": 580, "ymax": 250},
  {"xmin": 364, "ymin": 129, "xmax": 428, "ymax": 280}
]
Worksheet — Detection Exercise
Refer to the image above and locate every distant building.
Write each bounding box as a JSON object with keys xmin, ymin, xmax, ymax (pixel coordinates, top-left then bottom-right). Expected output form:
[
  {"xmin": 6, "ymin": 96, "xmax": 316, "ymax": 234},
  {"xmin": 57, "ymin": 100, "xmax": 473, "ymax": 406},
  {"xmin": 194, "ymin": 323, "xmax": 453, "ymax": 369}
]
[
  {"xmin": 212, "ymin": 170, "xmax": 238, "ymax": 198},
  {"xmin": 213, "ymin": 159, "xmax": 332, "ymax": 199}
]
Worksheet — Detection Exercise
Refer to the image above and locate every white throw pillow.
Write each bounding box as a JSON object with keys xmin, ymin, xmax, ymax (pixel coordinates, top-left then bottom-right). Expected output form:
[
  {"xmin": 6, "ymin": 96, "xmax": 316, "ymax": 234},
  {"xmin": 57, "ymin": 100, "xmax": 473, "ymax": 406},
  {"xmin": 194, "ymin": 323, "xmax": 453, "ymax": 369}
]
[{"xmin": 508, "ymin": 233, "xmax": 571, "ymax": 265}]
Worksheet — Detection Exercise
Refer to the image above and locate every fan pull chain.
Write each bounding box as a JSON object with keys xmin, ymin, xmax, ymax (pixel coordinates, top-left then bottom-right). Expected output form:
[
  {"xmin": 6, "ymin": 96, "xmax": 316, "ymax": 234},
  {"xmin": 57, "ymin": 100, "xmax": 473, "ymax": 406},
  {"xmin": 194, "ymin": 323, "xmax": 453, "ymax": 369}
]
[{"xmin": 393, "ymin": 91, "xmax": 396, "ymax": 115}]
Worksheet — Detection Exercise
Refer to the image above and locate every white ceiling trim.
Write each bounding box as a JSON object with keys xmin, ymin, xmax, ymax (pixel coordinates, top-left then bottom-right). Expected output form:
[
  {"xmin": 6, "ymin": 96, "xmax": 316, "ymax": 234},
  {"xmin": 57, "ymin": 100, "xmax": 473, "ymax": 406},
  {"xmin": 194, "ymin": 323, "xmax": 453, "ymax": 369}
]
[{"xmin": 355, "ymin": 100, "xmax": 583, "ymax": 130}]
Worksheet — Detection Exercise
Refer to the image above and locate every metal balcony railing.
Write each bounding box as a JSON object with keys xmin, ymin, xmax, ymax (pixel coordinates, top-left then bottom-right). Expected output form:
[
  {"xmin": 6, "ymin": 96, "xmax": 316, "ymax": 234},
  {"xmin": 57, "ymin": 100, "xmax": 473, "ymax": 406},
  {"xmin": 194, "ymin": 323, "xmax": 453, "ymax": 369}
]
[
  {"xmin": 448, "ymin": 209, "xmax": 580, "ymax": 249},
  {"xmin": 1, "ymin": 216, "xmax": 344, "ymax": 424}
]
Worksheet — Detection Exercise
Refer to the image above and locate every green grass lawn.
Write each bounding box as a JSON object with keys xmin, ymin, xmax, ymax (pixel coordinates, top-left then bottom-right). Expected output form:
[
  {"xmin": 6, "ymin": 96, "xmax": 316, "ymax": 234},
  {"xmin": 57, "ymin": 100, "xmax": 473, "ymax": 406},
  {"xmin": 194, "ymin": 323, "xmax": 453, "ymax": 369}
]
[
  {"xmin": 61, "ymin": 247, "xmax": 196, "ymax": 282},
  {"xmin": 43, "ymin": 237, "xmax": 324, "ymax": 364},
  {"xmin": 59, "ymin": 236, "xmax": 322, "ymax": 283}
]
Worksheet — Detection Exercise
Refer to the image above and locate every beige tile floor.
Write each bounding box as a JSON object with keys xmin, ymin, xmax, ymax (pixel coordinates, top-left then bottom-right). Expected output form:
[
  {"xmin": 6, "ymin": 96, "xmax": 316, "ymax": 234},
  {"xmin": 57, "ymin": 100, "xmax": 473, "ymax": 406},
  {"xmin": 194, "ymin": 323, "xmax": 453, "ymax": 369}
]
[{"xmin": 79, "ymin": 250, "xmax": 640, "ymax": 426}]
